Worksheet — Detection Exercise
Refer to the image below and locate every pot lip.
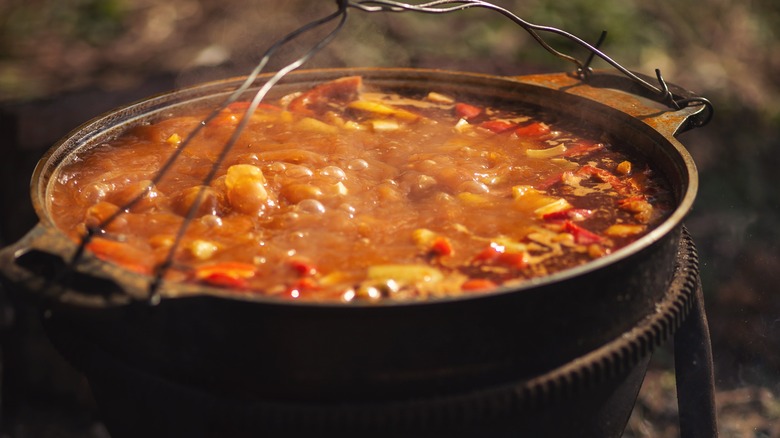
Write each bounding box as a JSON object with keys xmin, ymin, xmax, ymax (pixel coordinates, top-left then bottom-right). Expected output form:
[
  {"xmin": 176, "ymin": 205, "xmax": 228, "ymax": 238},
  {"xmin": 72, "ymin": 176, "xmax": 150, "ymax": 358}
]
[{"xmin": 27, "ymin": 67, "xmax": 699, "ymax": 309}]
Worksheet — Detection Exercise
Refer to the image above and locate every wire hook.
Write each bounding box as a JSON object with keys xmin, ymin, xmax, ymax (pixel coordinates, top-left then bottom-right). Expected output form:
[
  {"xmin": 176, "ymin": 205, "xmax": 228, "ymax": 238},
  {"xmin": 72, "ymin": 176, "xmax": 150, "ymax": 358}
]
[{"xmin": 580, "ymin": 30, "xmax": 608, "ymax": 78}]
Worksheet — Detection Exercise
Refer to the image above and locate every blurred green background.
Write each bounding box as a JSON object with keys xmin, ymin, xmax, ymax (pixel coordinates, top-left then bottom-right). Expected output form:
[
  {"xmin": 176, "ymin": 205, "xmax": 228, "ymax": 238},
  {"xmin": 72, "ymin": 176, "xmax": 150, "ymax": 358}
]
[{"xmin": 1, "ymin": 0, "xmax": 779, "ymax": 436}]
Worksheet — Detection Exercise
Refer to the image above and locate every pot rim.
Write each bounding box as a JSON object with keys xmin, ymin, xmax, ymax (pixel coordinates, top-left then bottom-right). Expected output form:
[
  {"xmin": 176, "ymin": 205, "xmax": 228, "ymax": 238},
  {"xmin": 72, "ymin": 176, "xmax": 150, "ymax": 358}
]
[{"xmin": 25, "ymin": 67, "xmax": 700, "ymax": 308}]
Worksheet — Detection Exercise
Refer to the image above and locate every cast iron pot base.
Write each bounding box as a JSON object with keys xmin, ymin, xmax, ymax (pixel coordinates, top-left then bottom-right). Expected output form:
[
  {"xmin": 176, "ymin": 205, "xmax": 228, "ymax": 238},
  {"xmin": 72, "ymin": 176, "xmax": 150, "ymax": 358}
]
[{"xmin": 44, "ymin": 230, "xmax": 706, "ymax": 438}]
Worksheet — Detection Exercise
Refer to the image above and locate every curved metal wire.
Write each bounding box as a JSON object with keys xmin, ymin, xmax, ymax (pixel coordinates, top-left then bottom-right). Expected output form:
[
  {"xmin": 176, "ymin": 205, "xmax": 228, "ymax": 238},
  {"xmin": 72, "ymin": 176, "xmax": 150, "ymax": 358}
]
[
  {"xmin": 71, "ymin": 0, "xmax": 712, "ymax": 300},
  {"xmin": 348, "ymin": 0, "xmax": 713, "ymax": 118}
]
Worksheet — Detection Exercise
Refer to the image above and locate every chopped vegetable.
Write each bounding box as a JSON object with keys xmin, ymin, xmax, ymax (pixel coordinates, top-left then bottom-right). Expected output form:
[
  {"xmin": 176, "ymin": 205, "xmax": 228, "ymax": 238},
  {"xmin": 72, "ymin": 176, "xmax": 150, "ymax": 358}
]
[
  {"xmin": 52, "ymin": 75, "xmax": 673, "ymax": 301},
  {"xmin": 295, "ymin": 117, "xmax": 339, "ymax": 134},
  {"xmin": 190, "ymin": 240, "xmax": 219, "ymax": 260},
  {"xmin": 461, "ymin": 278, "xmax": 498, "ymax": 291},
  {"xmin": 533, "ymin": 198, "xmax": 573, "ymax": 218},
  {"xmin": 286, "ymin": 277, "xmax": 321, "ymax": 299},
  {"xmin": 526, "ymin": 144, "xmax": 568, "ymax": 159},
  {"xmin": 348, "ymin": 100, "xmax": 420, "ymax": 121},
  {"xmin": 472, "ymin": 242, "xmax": 529, "ymax": 270},
  {"xmin": 577, "ymin": 165, "xmax": 630, "ymax": 195},
  {"xmin": 514, "ymin": 122, "xmax": 551, "ymax": 137},
  {"xmin": 563, "ymin": 221, "xmax": 603, "ymax": 245},
  {"xmin": 225, "ymin": 164, "xmax": 269, "ymax": 215},
  {"xmin": 618, "ymin": 196, "xmax": 654, "ymax": 222},
  {"xmin": 616, "ymin": 161, "xmax": 633, "ymax": 175},
  {"xmin": 562, "ymin": 141, "xmax": 605, "ymax": 158},
  {"xmin": 478, "ymin": 120, "xmax": 516, "ymax": 133},
  {"xmin": 605, "ymin": 224, "xmax": 646, "ymax": 237},
  {"xmin": 431, "ymin": 237, "xmax": 454, "ymax": 256},
  {"xmin": 426, "ymin": 92, "xmax": 455, "ymax": 104},
  {"xmin": 195, "ymin": 261, "xmax": 257, "ymax": 288},
  {"xmin": 512, "ymin": 185, "xmax": 571, "ymax": 215},
  {"xmin": 413, "ymin": 228, "xmax": 454, "ymax": 256},
  {"xmin": 368, "ymin": 264, "xmax": 444, "ymax": 285},
  {"xmin": 542, "ymin": 208, "xmax": 593, "ymax": 222},
  {"xmin": 454, "ymin": 102, "xmax": 483, "ymax": 121},
  {"xmin": 288, "ymin": 258, "xmax": 318, "ymax": 277},
  {"xmin": 86, "ymin": 238, "xmax": 153, "ymax": 275},
  {"xmin": 166, "ymin": 133, "xmax": 182, "ymax": 145},
  {"xmin": 370, "ymin": 119, "xmax": 401, "ymax": 132},
  {"xmin": 288, "ymin": 76, "xmax": 362, "ymax": 115}
]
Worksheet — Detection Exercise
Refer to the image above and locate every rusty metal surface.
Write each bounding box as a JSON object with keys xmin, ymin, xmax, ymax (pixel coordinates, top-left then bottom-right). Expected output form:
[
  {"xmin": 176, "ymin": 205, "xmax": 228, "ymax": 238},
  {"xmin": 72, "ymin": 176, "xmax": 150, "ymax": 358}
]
[{"xmin": 515, "ymin": 72, "xmax": 706, "ymax": 138}]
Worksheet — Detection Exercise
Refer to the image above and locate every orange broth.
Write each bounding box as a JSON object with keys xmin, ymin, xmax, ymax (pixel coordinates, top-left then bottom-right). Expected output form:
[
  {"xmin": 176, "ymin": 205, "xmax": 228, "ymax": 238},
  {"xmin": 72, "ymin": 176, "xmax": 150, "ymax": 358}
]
[{"xmin": 49, "ymin": 76, "xmax": 673, "ymax": 301}]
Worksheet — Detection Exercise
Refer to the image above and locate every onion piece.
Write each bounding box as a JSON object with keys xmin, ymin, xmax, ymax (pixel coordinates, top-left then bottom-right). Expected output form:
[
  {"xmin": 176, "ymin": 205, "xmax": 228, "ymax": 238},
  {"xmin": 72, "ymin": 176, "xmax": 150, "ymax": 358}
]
[
  {"xmin": 368, "ymin": 264, "xmax": 444, "ymax": 285},
  {"xmin": 534, "ymin": 198, "xmax": 573, "ymax": 218},
  {"xmin": 348, "ymin": 100, "xmax": 420, "ymax": 121},
  {"xmin": 526, "ymin": 144, "xmax": 567, "ymax": 159}
]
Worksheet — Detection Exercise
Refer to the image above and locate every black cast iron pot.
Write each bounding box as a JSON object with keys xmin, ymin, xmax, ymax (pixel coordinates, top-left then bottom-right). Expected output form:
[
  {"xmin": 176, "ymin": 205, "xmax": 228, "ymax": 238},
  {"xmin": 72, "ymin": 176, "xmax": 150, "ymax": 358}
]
[{"xmin": 0, "ymin": 68, "xmax": 708, "ymax": 404}]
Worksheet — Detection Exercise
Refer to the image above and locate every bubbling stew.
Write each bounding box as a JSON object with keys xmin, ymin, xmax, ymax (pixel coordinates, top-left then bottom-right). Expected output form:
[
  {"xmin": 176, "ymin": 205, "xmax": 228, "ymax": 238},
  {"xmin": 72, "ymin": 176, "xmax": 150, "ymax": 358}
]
[{"xmin": 50, "ymin": 76, "xmax": 673, "ymax": 301}]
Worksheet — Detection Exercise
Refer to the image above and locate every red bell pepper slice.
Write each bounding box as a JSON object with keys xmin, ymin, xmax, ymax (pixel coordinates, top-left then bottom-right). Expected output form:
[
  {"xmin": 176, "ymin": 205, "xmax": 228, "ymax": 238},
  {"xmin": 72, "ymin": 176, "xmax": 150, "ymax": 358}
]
[
  {"xmin": 288, "ymin": 258, "xmax": 318, "ymax": 277},
  {"xmin": 562, "ymin": 141, "xmax": 604, "ymax": 158},
  {"xmin": 543, "ymin": 208, "xmax": 594, "ymax": 222},
  {"xmin": 286, "ymin": 277, "xmax": 321, "ymax": 299},
  {"xmin": 478, "ymin": 120, "xmax": 516, "ymax": 133},
  {"xmin": 430, "ymin": 236, "xmax": 454, "ymax": 257},
  {"xmin": 563, "ymin": 220, "xmax": 603, "ymax": 245},
  {"xmin": 472, "ymin": 243, "xmax": 527, "ymax": 270},
  {"xmin": 514, "ymin": 122, "xmax": 551, "ymax": 137},
  {"xmin": 577, "ymin": 165, "xmax": 630, "ymax": 195},
  {"xmin": 454, "ymin": 103, "xmax": 483, "ymax": 121},
  {"xmin": 288, "ymin": 76, "xmax": 362, "ymax": 115},
  {"xmin": 536, "ymin": 172, "xmax": 564, "ymax": 190},
  {"xmin": 207, "ymin": 112, "xmax": 239, "ymax": 127},
  {"xmin": 495, "ymin": 252, "xmax": 528, "ymax": 270},
  {"xmin": 195, "ymin": 261, "xmax": 256, "ymax": 289},
  {"xmin": 461, "ymin": 278, "xmax": 498, "ymax": 291},
  {"xmin": 198, "ymin": 271, "xmax": 250, "ymax": 289},
  {"xmin": 473, "ymin": 243, "xmax": 504, "ymax": 263},
  {"xmin": 86, "ymin": 238, "xmax": 153, "ymax": 275}
]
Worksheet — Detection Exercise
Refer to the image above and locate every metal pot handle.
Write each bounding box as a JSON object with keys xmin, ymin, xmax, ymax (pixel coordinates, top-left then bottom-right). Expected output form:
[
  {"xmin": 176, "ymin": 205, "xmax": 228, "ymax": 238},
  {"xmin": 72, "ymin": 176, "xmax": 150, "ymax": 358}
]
[
  {"xmin": 514, "ymin": 70, "xmax": 712, "ymax": 138},
  {"xmin": 0, "ymin": 223, "xmax": 136, "ymax": 308},
  {"xmin": 584, "ymin": 69, "xmax": 713, "ymax": 130}
]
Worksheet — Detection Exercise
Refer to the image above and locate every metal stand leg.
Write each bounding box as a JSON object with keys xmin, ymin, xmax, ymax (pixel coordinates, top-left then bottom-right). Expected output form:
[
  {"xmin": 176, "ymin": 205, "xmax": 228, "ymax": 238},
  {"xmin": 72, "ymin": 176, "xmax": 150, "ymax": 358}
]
[{"xmin": 674, "ymin": 278, "xmax": 718, "ymax": 438}]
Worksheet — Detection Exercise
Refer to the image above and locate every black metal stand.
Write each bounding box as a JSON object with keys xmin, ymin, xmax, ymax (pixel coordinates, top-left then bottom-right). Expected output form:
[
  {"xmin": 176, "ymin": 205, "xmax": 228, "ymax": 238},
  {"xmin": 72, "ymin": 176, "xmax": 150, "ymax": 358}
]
[{"xmin": 675, "ymin": 278, "xmax": 718, "ymax": 438}]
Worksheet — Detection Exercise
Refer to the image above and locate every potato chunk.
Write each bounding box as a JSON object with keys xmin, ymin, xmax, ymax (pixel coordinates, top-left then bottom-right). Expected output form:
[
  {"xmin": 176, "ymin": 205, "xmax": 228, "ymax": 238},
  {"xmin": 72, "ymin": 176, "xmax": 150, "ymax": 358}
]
[{"xmin": 225, "ymin": 164, "xmax": 270, "ymax": 215}]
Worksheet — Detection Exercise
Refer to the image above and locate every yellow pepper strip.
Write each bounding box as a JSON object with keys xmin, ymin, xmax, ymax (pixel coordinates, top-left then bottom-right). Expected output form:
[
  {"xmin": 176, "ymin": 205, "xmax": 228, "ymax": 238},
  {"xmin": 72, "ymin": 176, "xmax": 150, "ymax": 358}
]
[
  {"xmin": 348, "ymin": 100, "xmax": 420, "ymax": 121},
  {"xmin": 604, "ymin": 224, "xmax": 646, "ymax": 237},
  {"xmin": 367, "ymin": 264, "xmax": 444, "ymax": 285},
  {"xmin": 525, "ymin": 144, "xmax": 567, "ymax": 159},
  {"xmin": 295, "ymin": 117, "xmax": 339, "ymax": 134}
]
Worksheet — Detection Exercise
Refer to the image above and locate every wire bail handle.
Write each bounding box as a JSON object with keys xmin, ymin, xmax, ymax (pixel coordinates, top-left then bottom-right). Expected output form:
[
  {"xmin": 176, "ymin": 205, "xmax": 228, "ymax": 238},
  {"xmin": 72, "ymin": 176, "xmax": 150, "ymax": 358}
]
[{"xmin": 347, "ymin": 0, "xmax": 713, "ymax": 127}]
